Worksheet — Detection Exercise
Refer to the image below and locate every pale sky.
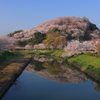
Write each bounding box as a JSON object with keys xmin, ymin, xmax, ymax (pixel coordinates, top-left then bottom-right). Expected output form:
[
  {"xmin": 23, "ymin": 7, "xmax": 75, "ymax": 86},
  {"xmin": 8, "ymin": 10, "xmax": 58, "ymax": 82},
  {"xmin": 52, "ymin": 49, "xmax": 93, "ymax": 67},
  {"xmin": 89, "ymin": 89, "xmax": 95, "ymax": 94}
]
[{"xmin": 0, "ymin": 0, "xmax": 100, "ymax": 35}]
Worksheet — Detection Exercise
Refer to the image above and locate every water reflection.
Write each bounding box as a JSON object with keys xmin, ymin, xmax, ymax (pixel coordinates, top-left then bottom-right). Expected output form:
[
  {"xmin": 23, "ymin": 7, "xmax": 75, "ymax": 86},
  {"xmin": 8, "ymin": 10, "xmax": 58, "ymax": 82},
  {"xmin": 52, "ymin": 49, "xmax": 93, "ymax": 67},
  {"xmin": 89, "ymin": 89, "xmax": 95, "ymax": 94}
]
[
  {"xmin": 93, "ymin": 82, "xmax": 100, "ymax": 92},
  {"xmin": 2, "ymin": 55, "xmax": 100, "ymax": 100},
  {"xmin": 25, "ymin": 56, "xmax": 88, "ymax": 83},
  {"xmin": 12, "ymin": 80, "xmax": 22, "ymax": 91}
]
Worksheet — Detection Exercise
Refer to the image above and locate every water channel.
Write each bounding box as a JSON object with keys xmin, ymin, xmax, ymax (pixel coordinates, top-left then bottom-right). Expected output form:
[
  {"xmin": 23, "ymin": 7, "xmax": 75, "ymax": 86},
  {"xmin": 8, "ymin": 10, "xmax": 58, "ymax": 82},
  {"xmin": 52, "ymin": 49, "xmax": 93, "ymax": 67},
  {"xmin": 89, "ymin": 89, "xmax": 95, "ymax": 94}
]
[{"xmin": 1, "ymin": 55, "xmax": 100, "ymax": 100}]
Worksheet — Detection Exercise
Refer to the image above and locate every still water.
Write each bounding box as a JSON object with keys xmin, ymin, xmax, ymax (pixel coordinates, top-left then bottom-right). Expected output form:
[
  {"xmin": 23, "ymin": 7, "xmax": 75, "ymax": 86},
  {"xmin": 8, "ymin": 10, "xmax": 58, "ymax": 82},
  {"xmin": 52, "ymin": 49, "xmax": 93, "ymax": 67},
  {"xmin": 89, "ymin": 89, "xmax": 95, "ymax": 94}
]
[{"xmin": 1, "ymin": 55, "xmax": 100, "ymax": 100}]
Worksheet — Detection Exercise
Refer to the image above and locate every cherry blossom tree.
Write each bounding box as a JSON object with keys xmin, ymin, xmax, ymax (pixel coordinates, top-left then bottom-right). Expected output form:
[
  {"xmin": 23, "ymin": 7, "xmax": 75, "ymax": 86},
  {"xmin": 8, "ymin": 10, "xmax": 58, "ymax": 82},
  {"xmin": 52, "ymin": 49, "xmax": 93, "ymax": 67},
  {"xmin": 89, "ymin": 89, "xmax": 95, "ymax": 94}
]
[
  {"xmin": 0, "ymin": 36, "xmax": 18, "ymax": 50},
  {"xmin": 33, "ymin": 43, "xmax": 46, "ymax": 49},
  {"xmin": 63, "ymin": 40, "xmax": 94, "ymax": 56},
  {"xmin": 25, "ymin": 45, "xmax": 33, "ymax": 50}
]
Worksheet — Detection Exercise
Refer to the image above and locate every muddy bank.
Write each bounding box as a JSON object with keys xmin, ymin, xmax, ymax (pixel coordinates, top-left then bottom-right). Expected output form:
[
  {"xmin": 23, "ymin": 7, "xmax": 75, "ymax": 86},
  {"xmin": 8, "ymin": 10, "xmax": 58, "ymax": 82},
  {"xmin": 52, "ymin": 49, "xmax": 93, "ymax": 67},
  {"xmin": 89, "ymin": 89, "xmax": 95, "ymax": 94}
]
[
  {"xmin": 67, "ymin": 60, "xmax": 100, "ymax": 83},
  {"xmin": 0, "ymin": 57, "xmax": 32, "ymax": 99}
]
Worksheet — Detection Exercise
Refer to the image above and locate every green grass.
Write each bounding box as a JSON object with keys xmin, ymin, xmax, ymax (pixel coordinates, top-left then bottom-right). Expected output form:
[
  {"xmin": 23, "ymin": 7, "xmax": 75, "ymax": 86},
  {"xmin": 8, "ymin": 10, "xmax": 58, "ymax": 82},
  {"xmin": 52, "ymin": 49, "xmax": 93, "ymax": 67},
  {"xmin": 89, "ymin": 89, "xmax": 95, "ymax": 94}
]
[
  {"xmin": 68, "ymin": 54, "xmax": 100, "ymax": 67},
  {"xmin": 46, "ymin": 55, "xmax": 64, "ymax": 61},
  {"xmin": 0, "ymin": 50, "xmax": 16, "ymax": 62},
  {"xmin": 68, "ymin": 54, "xmax": 100, "ymax": 76},
  {"xmin": 30, "ymin": 49, "xmax": 66, "ymax": 57},
  {"xmin": 51, "ymin": 50, "xmax": 66, "ymax": 56}
]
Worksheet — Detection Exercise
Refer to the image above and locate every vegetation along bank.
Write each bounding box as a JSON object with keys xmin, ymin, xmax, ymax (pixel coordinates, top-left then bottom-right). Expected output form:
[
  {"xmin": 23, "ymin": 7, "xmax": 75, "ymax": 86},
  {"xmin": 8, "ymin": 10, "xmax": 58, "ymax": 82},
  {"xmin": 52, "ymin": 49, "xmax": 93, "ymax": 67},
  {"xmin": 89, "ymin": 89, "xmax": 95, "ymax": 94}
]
[{"xmin": 0, "ymin": 51, "xmax": 32, "ymax": 99}]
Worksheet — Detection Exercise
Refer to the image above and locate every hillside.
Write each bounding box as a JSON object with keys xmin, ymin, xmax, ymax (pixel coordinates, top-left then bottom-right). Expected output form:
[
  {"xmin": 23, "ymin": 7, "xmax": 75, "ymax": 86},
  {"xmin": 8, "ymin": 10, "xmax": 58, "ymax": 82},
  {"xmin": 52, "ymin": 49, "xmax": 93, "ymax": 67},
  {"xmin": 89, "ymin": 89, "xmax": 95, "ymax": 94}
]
[
  {"xmin": 13, "ymin": 17, "xmax": 99, "ymax": 41},
  {"xmin": 3, "ymin": 16, "xmax": 100, "ymax": 54}
]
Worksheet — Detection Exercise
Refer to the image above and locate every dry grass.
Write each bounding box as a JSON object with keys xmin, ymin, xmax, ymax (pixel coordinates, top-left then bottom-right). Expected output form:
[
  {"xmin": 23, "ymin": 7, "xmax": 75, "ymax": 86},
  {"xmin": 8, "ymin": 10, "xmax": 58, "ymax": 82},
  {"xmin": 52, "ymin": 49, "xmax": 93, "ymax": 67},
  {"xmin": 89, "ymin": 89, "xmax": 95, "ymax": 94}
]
[{"xmin": 0, "ymin": 51, "xmax": 32, "ymax": 87}]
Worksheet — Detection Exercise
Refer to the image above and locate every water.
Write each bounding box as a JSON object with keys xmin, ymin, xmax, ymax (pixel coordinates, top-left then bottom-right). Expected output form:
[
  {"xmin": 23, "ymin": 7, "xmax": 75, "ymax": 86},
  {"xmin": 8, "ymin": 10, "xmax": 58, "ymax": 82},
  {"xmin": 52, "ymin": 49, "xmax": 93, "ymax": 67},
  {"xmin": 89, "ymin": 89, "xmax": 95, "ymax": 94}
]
[{"xmin": 1, "ymin": 55, "xmax": 100, "ymax": 100}]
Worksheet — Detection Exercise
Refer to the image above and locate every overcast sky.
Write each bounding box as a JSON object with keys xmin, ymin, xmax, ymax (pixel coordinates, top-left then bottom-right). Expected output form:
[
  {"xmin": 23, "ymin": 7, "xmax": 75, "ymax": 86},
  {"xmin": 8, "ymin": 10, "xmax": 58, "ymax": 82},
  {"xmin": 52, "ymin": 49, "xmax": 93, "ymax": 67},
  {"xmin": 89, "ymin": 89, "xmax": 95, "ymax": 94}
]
[{"xmin": 0, "ymin": 0, "xmax": 100, "ymax": 35}]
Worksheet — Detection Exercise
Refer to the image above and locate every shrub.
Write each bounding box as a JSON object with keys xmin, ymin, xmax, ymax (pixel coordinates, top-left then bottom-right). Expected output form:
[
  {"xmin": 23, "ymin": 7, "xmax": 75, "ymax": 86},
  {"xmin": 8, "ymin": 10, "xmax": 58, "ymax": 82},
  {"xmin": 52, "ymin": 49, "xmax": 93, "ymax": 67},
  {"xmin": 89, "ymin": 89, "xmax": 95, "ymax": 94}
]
[
  {"xmin": 87, "ymin": 65, "xmax": 94, "ymax": 69},
  {"xmin": 85, "ymin": 52, "xmax": 100, "ymax": 58},
  {"xmin": 89, "ymin": 23, "xmax": 99, "ymax": 31},
  {"xmin": 0, "ymin": 51, "xmax": 15, "ymax": 62},
  {"xmin": 34, "ymin": 32, "xmax": 46, "ymax": 44},
  {"xmin": 18, "ymin": 40, "xmax": 28, "ymax": 47},
  {"xmin": 85, "ymin": 52, "xmax": 95, "ymax": 56}
]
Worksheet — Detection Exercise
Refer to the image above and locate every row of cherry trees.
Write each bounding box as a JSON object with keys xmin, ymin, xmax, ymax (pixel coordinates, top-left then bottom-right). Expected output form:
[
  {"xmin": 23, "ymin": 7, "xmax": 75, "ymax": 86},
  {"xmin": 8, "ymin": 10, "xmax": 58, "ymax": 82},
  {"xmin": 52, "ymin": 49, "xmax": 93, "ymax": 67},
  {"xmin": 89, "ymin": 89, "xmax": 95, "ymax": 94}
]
[
  {"xmin": 0, "ymin": 36, "xmax": 18, "ymax": 50},
  {"xmin": 1, "ymin": 35, "xmax": 100, "ymax": 56}
]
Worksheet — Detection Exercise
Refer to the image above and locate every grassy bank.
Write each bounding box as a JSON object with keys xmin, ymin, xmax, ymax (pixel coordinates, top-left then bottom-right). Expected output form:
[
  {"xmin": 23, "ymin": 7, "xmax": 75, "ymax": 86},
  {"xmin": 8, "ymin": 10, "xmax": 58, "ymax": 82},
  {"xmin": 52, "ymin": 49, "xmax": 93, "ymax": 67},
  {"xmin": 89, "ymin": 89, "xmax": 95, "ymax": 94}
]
[
  {"xmin": 31, "ymin": 49, "xmax": 66, "ymax": 61},
  {"xmin": 68, "ymin": 54, "xmax": 100, "ymax": 76},
  {"xmin": 20, "ymin": 49, "xmax": 66, "ymax": 60},
  {"xmin": 0, "ymin": 51, "xmax": 32, "ymax": 87},
  {"xmin": 0, "ymin": 51, "xmax": 15, "ymax": 63},
  {"xmin": 31, "ymin": 49, "xmax": 66, "ymax": 56}
]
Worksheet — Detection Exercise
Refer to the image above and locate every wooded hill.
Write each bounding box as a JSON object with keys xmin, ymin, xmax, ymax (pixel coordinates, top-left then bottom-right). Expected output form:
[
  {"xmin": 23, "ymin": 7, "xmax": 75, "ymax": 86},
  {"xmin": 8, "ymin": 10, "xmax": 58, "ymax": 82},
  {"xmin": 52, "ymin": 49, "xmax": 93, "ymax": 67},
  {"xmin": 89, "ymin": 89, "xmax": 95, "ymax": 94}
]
[{"xmin": 2, "ymin": 16, "xmax": 100, "ymax": 53}]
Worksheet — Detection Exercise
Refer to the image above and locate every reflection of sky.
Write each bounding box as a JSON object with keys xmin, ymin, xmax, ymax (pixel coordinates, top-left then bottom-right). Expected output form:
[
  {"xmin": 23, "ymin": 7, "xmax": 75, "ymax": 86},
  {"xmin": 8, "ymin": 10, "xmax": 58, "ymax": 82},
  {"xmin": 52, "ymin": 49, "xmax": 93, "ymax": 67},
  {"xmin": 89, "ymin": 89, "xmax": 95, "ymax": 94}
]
[{"xmin": 2, "ymin": 71, "xmax": 100, "ymax": 100}]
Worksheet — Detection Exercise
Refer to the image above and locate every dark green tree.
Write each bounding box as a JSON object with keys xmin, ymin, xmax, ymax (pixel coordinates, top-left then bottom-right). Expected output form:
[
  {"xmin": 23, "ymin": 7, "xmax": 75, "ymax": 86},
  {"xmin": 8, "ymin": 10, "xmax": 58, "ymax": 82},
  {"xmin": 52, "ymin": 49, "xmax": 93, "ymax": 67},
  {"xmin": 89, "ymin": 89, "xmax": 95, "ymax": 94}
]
[
  {"xmin": 7, "ymin": 30, "xmax": 23, "ymax": 37},
  {"xmin": 34, "ymin": 32, "xmax": 46, "ymax": 44},
  {"xmin": 89, "ymin": 23, "xmax": 99, "ymax": 31},
  {"xmin": 18, "ymin": 40, "xmax": 28, "ymax": 47}
]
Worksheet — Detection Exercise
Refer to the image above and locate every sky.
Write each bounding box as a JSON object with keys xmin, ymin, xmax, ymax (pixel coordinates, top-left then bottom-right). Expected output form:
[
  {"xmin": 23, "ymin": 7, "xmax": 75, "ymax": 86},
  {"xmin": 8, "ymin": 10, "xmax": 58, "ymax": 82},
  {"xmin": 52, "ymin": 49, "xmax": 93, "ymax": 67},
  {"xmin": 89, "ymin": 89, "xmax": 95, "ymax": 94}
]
[{"xmin": 0, "ymin": 0, "xmax": 100, "ymax": 35}]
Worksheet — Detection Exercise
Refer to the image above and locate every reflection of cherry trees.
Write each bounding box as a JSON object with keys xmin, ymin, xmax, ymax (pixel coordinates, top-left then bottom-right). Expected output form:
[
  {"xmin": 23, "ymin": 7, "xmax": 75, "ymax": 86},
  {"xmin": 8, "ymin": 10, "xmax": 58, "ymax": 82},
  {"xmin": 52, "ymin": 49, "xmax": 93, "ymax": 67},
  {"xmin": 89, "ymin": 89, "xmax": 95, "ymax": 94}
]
[
  {"xmin": 92, "ymin": 82, "xmax": 100, "ymax": 92},
  {"xmin": 0, "ymin": 36, "xmax": 18, "ymax": 50},
  {"xmin": 13, "ymin": 80, "xmax": 22, "ymax": 91},
  {"xmin": 24, "ymin": 56, "xmax": 88, "ymax": 83},
  {"xmin": 34, "ymin": 56, "xmax": 53, "ymax": 62}
]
